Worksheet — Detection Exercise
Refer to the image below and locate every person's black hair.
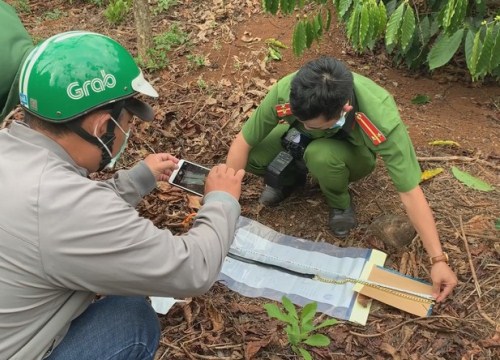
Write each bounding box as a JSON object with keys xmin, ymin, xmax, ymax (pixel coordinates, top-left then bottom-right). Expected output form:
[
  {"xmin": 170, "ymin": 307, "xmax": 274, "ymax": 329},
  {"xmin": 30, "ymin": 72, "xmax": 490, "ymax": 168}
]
[
  {"xmin": 23, "ymin": 111, "xmax": 83, "ymax": 136},
  {"xmin": 23, "ymin": 101, "xmax": 122, "ymax": 137},
  {"xmin": 290, "ymin": 57, "xmax": 353, "ymax": 122}
]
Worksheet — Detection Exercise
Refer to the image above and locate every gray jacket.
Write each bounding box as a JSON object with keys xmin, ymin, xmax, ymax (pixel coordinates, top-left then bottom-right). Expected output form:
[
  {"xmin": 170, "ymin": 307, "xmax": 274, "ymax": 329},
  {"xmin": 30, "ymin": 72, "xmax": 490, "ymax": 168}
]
[{"xmin": 0, "ymin": 121, "xmax": 240, "ymax": 359}]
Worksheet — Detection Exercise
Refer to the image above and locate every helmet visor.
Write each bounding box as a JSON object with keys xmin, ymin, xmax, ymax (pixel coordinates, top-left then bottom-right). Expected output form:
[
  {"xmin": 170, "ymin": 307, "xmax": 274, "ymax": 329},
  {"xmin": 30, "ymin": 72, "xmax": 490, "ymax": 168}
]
[
  {"xmin": 125, "ymin": 97, "xmax": 155, "ymax": 122},
  {"xmin": 131, "ymin": 71, "xmax": 158, "ymax": 98}
]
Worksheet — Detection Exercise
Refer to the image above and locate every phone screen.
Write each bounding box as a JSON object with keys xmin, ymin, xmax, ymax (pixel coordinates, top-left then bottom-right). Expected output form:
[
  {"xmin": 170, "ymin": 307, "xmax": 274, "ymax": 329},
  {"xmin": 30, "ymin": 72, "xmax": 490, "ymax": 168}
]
[{"xmin": 171, "ymin": 161, "xmax": 210, "ymax": 196}]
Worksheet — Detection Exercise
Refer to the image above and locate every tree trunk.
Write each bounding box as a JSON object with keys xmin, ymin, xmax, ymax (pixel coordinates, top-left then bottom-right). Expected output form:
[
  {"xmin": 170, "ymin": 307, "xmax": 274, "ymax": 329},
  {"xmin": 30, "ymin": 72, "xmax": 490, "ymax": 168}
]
[{"xmin": 133, "ymin": 0, "xmax": 153, "ymax": 63}]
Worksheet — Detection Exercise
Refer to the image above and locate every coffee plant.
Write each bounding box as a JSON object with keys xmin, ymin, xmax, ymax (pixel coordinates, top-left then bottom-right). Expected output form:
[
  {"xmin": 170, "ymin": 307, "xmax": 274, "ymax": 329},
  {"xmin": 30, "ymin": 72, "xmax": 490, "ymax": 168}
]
[{"xmin": 262, "ymin": 0, "xmax": 500, "ymax": 80}]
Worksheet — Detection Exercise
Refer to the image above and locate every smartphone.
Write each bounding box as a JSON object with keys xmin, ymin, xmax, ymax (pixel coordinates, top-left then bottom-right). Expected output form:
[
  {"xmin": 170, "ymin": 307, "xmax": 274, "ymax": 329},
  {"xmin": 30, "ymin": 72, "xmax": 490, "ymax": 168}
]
[{"xmin": 168, "ymin": 159, "xmax": 210, "ymax": 196}]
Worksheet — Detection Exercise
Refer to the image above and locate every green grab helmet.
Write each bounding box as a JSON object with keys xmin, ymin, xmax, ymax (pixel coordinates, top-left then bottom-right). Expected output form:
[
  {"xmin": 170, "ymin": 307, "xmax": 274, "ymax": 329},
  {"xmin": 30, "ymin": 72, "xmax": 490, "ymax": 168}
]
[{"xmin": 18, "ymin": 31, "xmax": 158, "ymax": 122}]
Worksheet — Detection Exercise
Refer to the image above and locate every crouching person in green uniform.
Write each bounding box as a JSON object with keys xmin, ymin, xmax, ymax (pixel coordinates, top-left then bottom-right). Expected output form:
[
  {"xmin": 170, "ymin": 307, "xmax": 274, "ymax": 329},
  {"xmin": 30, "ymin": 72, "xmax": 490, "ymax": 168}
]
[
  {"xmin": 0, "ymin": 31, "xmax": 245, "ymax": 359},
  {"xmin": 0, "ymin": 0, "xmax": 35, "ymax": 122},
  {"xmin": 226, "ymin": 57, "xmax": 457, "ymax": 302}
]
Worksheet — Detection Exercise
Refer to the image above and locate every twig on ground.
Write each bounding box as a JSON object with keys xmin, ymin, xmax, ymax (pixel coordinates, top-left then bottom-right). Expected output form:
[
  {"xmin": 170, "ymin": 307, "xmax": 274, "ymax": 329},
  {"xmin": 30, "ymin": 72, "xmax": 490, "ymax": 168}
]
[
  {"xmin": 160, "ymin": 340, "xmax": 183, "ymax": 352},
  {"xmin": 459, "ymin": 281, "xmax": 480, "ymax": 305},
  {"xmin": 189, "ymin": 102, "xmax": 208, "ymax": 124},
  {"xmin": 442, "ymin": 228, "xmax": 499, "ymax": 241},
  {"xmin": 178, "ymin": 343, "xmax": 197, "ymax": 360},
  {"xmin": 219, "ymin": 40, "xmax": 232, "ymax": 79},
  {"xmin": 458, "ymin": 216, "xmax": 483, "ymax": 297},
  {"xmin": 466, "ymin": 287, "xmax": 496, "ymax": 311},
  {"xmin": 417, "ymin": 156, "xmax": 500, "ymax": 171},
  {"xmin": 206, "ymin": 343, "xmax": 243, "ymax": 350},
  {"xmin": 157, "ymin": 346, "xmax": 171, "ymax": 360},
  {"xmin": 183, "ymin": 344, "xmax": 232, "ymax": 360},
  {"xmin": 349, "ymin": 315, "xmax": 460, "ymax": 338},
  {"xmin": 476, "ymin": 301, "xmax": 499, "ymax": 327}
]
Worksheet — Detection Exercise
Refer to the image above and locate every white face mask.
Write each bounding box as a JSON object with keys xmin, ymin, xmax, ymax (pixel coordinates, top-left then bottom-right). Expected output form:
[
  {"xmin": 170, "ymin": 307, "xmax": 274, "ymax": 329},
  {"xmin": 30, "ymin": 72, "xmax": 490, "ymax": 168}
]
[
  {"xmin": 94, "ymin": 116, "xmax": 130, "ymax": 170},
  {"xmin": 329, "ymin": 111, "xmax": 347, "ymax": 129}
]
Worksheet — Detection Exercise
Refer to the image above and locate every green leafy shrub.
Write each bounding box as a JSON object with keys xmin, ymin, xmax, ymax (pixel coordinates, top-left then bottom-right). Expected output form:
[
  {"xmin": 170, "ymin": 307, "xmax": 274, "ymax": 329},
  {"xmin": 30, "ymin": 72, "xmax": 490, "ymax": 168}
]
[
  {"xmin": 264, "ymin": 296, "xmax": 337, "ymax": 360},
  {"xmin": 262, "ymin": 0, "xmax": 500, "ymax": 80}
]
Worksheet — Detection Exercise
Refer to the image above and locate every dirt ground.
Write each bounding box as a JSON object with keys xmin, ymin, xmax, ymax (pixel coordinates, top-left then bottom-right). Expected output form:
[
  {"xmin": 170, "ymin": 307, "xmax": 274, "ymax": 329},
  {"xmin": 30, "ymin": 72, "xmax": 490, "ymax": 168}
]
[{"xmin": 10, "ymin": 0, "xmax": 500, "ymax": 359}]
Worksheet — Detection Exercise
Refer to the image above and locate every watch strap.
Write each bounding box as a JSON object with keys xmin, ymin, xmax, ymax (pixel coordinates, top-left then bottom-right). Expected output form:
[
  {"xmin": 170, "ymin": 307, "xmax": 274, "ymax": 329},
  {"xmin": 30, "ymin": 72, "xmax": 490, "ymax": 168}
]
[{"xmin": 430, "ymin": 252, "xmax": 449, "ymax": 265}]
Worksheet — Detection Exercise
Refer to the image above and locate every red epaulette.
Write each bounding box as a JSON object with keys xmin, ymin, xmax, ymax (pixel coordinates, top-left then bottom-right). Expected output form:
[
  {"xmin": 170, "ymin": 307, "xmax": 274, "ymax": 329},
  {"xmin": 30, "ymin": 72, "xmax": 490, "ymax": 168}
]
[
  {"xmin": 355, "ymin": 112, "xmax": 386, "ymax": 146},
  {"xmin": 275, "ymin": 103, "xmax": 292, "ymax": 117}
]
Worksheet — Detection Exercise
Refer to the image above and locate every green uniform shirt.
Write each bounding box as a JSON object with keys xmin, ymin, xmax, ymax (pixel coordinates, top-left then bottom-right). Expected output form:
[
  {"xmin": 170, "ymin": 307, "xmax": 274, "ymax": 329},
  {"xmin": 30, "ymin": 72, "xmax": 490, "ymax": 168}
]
[
  {"xmin": 241, "ymin": 72, "xmax": 421, "ymax": 193},
  {"xmin": 0, "ymin": 1, "xmax": 34, "ymax": 121}
]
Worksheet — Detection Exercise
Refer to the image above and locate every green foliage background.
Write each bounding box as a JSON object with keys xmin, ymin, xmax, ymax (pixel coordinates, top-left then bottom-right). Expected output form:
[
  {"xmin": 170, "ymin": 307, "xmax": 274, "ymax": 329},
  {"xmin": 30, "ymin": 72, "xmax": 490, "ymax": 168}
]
[{"xmin": 262, "ymin": 0, "xmax": 500, "ymax": 80}]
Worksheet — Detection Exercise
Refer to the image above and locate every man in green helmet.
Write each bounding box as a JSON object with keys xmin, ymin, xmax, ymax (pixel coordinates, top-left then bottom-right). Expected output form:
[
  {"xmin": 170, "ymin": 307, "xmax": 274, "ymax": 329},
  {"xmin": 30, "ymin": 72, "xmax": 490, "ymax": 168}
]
[
  {"xmin": 0, "ymin": 0, "xmax": 35, "ymax": 122},
  {"xmin": 226, "ymin": 57, "xmax": 457, "ymax": 302},
  {"xmin": 0, "ymin": 31, "xmax": 245, "ymax": 360}
]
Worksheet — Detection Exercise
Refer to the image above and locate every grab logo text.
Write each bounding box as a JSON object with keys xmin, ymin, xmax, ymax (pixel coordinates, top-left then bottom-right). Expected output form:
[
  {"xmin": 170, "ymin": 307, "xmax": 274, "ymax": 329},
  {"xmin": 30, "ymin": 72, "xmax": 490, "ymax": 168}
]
[{"xmin": 66, "ymin": 70, "xmax": 116, "ymax": 100}]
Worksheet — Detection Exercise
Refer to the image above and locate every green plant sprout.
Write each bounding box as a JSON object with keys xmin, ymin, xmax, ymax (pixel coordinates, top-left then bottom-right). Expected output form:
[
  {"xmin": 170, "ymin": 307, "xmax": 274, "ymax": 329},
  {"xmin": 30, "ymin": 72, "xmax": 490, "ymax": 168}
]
[
  {"xmin": 15, "ymin": 0, "xmax": 31, "ymax": 13},
  {"xmin": 186, "ymin": 54, "xmax": 207, "ymax": 69},
  {"xmin": 137, "ymin": 25, "xmax": 189, "ymax": 71},
  {"xmin": 154, "ymin": 0, "xmax": 178, "ymax": 15},
  {"xmin": 232, "ymin": 58, "xmax": 243, "ymax": 71},
  {"xmin": 43, "ymin": 9, "xmax": 65, "ymax": 21},
  {"xmin": 154, "ymin": 24, "xmax": 189, "ymax": 50},
  {"xmin": 264, "ymin": 296, "xmax": 337, "ymax": 360},
  {"xmin": 104, "ymin": 0, "xmax": 132, "ymax": 25},
  {"xmin": 196, "ymin": 77, "xmax": 207, "ymax": 91}
]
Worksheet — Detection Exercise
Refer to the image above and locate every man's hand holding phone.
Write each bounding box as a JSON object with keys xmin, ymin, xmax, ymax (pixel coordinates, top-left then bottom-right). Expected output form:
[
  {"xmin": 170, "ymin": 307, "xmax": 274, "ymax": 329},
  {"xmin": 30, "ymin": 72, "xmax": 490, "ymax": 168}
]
[
  {"xmin": 205, "ymin": 164, "xmax": 245, "ymax": 201},
  {"xmin": 144, "ymin": 153, "xmax": 179, "ymax": 182}
]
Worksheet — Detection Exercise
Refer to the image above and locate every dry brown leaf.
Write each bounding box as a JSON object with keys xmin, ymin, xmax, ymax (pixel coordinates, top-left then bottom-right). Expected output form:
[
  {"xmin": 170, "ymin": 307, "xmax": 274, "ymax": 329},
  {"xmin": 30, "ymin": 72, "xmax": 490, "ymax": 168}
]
[
  {"xmin": 219, "ymin": 78, "xmax": 232, "ymax": 87},
  {"xmin": 247, "ymin": 89, "xmax": 267, "ymax": 97},
  {"xmin": 230, "ymin": 108, "xmax": 240, "ymax": 121},
  {"xmin": 464, "ymin": 215, "xmax": 495, "ymax": 232},
  {"xmin": 157, "ymin": 193, "xmax": 183, "ymax": 202},
  {"xmin": 227, "ymin": 94, "xmax": 241, "ymax": 104},
  {"xmin": 230, "ymin": 302, "xmax": 264, "ymax": 314},
  {"xmin": 461, "ymin": 344, "xmax": 483, "ymax": 359},
  {"xmin": 252, "ymin": 78, "xmax": 269, "ymax": 90},
  {"xmin": 356, "ymin": 293, "xmax": 371, "ymax": 307},
  {"xmin": 205, "ymin": 97, "xmax": 217, "ymax": 105},
  {"xmin": 244, "ymin": 337, "xmax": 272, "ymax": 359},
  {"xmin": 156, "ymin": 182, "xmax": 184, "ymax": 201},
  {"xmin": 182, "ymin": 301, "xmax": 193, "ymax": 327},
  {"xmin": 197, "ymin": 30, "xmax": 209, "ymax": 42},
  {"xmin": 479, "ymin": 329, "xmax": 500, "ymax": 348},
  {"xmin": 241, "ymin": 31, "xmax": 261, "ymax": 43},
  {"xmin": 494, "ymin": 242, "xmax": 500, "ymax": 255},
  {"xmin": 156, "ymin": 181, "xmax": 172, "ymax": 192},
  {"xmin": 345, "ymin": 334, "xmax": 353, "ymax": 354},
  {"xmin": 241, "ymin": 101, "xmax": 255, "ymax": 113},
  {"xmin": 399, "ymin": 252, "xmax": 410, "ymax": 275},
  {"xmin": 380, "ymin": 342, "xmax": 400, "ymax": 359},
  {"xmin": 187, "ymin": 195, "xmax": 202, "ymax": 210},
  {"xmin": 206, "ymin": 302, "xmax": 224, "ymax": 332}
]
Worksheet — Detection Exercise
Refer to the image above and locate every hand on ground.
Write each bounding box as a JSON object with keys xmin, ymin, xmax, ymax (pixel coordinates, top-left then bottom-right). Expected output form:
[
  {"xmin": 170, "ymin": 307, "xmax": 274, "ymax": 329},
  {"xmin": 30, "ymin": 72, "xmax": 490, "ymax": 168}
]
[{"xmin": 431, "ymin": 262, "xmax": 458, "ymax": 302}]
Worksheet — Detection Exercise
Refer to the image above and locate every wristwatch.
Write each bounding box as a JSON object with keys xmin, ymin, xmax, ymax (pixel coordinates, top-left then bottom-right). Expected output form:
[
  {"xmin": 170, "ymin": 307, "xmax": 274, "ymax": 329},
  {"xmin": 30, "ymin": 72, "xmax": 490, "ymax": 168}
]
[{"xmin": 430, "ymin": 252, "xmax": 449, "ymax": 265}]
